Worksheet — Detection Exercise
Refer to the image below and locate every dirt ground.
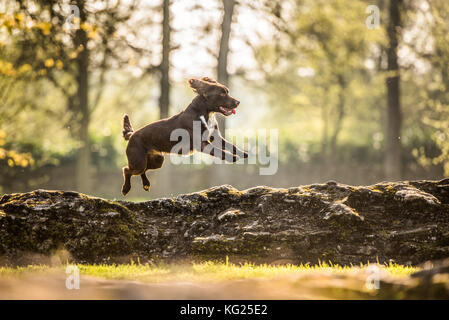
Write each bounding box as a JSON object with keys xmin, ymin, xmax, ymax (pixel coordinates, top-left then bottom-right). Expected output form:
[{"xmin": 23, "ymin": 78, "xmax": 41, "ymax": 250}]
[{"xmin": 1, "ymin": 269, "xmax": 447, "ymax": 300}]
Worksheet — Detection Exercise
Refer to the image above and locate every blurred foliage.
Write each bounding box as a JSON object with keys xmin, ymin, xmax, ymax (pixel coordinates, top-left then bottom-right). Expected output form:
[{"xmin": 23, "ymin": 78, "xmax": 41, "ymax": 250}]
[
  {"xmin": 255, "ymin": 0, "xmax": 386, "ymax": 159},
  {"xmin": 254, "ymin": 0, "xmax": 448, "ymax": 176},
  {"xmin": 0, "ymin": 129, "xmax": 34, "ymax": 168},
  {"xmin": 409, "ymin": 0, "xmax": 449, "ymax": 175}
]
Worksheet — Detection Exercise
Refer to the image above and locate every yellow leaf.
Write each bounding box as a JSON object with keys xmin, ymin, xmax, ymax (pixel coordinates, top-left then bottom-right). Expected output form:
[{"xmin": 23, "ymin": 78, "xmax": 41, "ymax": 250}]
[
  {"xmin": 44, "ymin": 58, "xmax": 54, "ymax": 67},
  {"xmin": 69, "ymin": 51, "xmax": 78, "ymax": 59},
  {"xmin": 88, "ymin": 30, "xmax": 98, "ymax": 39},
  {"xmin": 35, "ymin": 21, "xmax": 52, "ymax": 35},
  {"xmin": 80, "ymin": 22, "xmax": 92, "ymax": 31},
  {"xmin": 14, "ymin": 13, "xmax": 25, "ymax": 22},
  {"xmin": 20, "ymin": 159, "xmax": 28, "ymax": 167},
  {"xmin": 18, "ymin": 63, "xmax": 32, "ymax": 73}
]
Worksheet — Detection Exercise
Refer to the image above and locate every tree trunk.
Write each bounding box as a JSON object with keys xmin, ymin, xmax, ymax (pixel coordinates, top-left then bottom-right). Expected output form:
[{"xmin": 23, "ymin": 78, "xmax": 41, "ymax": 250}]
[
  {"xmin": 328, "ymin": 79, "xmax": 346, "ymax": 177},
  {"xmin": 159, "ymin": 0, "xmax": 171, "ymax": 119},
  {"xmin": 74, "ymin": 0, "xmax": 90, "ymax": 193},
  {"xmin": 323, "ymin": 75, "xmax": 346, "ymax": 178},
  {"xmin": 385, "ymin": 0, "xmax": 402, "ymax": 180},
  {"xmin": 320, "ymin": 103, "xmax": 329, "ymax": 180},
  {"xmin": 216, "ymin": 0, "xmax": 236, "ymax": 135}
]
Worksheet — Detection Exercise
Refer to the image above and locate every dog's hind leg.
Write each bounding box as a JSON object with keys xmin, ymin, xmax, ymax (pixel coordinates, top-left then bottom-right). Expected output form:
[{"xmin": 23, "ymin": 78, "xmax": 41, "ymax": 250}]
[
  {"xmin": 140, "ymin": 172, "xmax": 150, "ymax": 191},
  {"xmin": 139, "ymin": 154, "xmax": 165, "ymax": 192},
  {"xmin": 122, "ymin": 146, "xmax": 148, "ymax": 196},
  {"xmin": 122, "ymin": 166, "xmax": 132, "ymax": 196}
]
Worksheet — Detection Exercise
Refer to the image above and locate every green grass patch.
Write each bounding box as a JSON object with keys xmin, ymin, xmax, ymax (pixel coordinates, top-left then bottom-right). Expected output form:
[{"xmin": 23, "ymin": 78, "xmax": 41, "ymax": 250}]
[{"xmin": 0, "ymin": 261, "xmax": 419, "ymax": 283}]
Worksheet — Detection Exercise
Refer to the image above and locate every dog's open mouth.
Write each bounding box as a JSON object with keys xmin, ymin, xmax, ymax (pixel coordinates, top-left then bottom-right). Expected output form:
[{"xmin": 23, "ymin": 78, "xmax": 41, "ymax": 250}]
[{"xmin": 219, "ymin": 106, "xmax": 236, "ymax": 116}]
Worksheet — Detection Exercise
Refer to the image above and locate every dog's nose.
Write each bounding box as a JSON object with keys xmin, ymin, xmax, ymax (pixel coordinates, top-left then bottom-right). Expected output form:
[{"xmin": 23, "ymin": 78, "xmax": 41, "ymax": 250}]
[{"xmin": 235, "ymin": 100, "xmax": 240, "ymax": 106}]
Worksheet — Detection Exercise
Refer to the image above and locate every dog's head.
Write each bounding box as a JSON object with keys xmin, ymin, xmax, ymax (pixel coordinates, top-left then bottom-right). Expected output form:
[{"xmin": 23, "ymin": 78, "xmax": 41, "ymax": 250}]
[{"xmin": 188, "ymin": 77, "xmax": 240, "ymax": 116}]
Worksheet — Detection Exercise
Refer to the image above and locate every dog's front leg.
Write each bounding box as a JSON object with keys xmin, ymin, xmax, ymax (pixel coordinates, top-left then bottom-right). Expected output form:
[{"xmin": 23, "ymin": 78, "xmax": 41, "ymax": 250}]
[
  {"xmin": 201, "ymin": 141, "xmax": 238, "ymax": 162},
  {"xmin": 211, "ymin": 131, "xmax": 248, "ymax": 158}
]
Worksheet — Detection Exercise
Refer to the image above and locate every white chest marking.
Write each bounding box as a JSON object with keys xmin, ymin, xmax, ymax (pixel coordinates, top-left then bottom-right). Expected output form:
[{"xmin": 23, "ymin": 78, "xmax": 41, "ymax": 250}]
[{"xmin": 199, "ymin": 115, "xmax": 216, "ymax": 139}]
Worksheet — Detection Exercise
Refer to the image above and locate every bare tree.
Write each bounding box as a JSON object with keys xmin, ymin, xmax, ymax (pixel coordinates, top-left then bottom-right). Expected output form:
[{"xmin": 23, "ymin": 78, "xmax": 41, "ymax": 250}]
[
  {"xmin": 385, "ymin": 0, "xmax": 403, "ymax": 180},
  {"xmin": 73, "ymin": 0, "xmax": 90, "ymax": 192},
  {"xmin": 216, "ymin": 0, "xmax": 236, "ymax": 134},
  {"xmin": 159, "ymin": 0, "xmax": 171, "ymax": 119}
]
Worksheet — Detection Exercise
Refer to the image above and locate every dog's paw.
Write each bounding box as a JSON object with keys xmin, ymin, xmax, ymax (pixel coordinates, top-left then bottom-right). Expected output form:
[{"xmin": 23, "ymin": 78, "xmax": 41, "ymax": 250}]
[
  {"xmin": 121, "ymin": 184, "xmax": 131, "ymax": 196},
  {"xmin": 143, "ymin": 184, "xmax": 150, "ymax": 191},
  {"xmin": 243, "ymin": 151, "xmax": 249, "ymax": 158},
  {"xmin": 232, "ymin": 155, "xmax": 239, "ymax": 162}
]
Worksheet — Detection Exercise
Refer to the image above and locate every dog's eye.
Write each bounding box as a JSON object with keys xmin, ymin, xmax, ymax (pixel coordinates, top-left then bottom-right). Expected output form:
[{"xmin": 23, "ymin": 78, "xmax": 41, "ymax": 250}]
[{"xmin": 220, "ymin": 93, "xmax": 226, "ymax": 96}]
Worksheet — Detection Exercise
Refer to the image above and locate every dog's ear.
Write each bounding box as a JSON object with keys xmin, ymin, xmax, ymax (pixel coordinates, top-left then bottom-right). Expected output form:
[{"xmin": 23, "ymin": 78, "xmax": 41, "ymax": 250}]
[
  {"xmin": 188, "ymin": 78, "xmax": 210, "ymax": 95},
  {"xmin": 201, "ymin": 77, "xmax": 217, "ymax": 84}
]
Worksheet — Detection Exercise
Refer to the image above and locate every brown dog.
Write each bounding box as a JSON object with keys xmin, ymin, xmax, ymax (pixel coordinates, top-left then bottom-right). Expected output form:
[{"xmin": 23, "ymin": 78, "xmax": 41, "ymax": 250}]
[{"xmin": 121, "ymin": 77, "xmax": 248, "ymax": 195}]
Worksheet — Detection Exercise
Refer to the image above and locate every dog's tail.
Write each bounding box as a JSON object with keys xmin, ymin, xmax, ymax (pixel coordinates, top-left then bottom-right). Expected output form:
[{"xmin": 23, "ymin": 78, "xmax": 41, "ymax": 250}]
[{"xmin": 122, "ymin": 114, "xmax": 134, "ymax": 141}]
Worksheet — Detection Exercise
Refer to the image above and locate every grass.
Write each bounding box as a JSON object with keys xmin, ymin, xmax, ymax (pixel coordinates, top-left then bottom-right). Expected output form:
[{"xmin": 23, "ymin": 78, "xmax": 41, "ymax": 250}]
[{"xmin": 0, "ymin": 260, "xmax": 419, "ymax": 283}]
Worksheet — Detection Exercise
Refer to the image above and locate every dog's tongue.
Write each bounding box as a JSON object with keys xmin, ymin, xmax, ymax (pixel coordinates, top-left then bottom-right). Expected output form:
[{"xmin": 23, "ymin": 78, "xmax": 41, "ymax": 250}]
[{"xmin": 232, "ymin": 109, "xmax": 236, "ymax": 114}]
